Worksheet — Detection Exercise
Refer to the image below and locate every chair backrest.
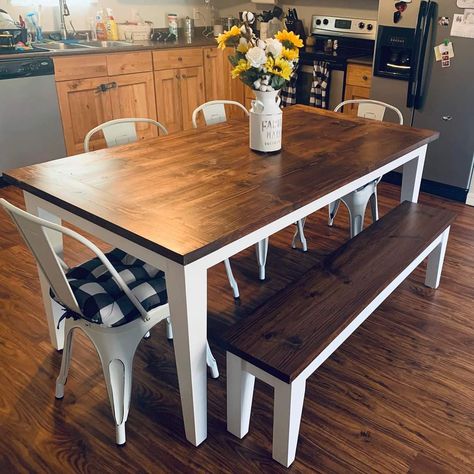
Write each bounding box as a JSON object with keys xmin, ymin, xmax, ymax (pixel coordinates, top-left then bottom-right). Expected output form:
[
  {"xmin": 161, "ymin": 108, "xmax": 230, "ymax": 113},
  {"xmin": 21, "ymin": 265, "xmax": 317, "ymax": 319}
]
[
  {"xmin": 334, "ymin": 99, "xmax": 404, "ymax": 125},
  {"xmin": 0, "ymin": 199, "xmax": 149, "ymax": 321},
  {"xmin": 83, "ymin": 118, "xmax": 169, "ymax": 153},
  {"xmin": 192, "ymin": 100, "xmax": 249, "ymax": 128}
]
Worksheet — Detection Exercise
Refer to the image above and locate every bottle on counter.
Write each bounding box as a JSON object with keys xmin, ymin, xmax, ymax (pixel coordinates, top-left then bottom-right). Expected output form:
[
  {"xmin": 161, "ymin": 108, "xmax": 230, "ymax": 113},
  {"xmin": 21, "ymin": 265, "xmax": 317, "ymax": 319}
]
[
  {"xmin": 105, "ymin": 8, "xmax": 119, "ymax": 40},
  {"xmin": 168, "ymin": 13, "xmax": 178, "ymax": 37},
  {"xmin": 95, "ymin": 10, "xmax": 107, "ymax": 41}
]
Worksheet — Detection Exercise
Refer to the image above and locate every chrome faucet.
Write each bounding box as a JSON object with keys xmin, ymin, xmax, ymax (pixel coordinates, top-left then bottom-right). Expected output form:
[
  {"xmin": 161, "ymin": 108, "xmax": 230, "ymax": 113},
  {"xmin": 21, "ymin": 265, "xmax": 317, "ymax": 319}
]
[{"xmin": 59, "ymin": 0, "xmax": 70, "ymax": 40}]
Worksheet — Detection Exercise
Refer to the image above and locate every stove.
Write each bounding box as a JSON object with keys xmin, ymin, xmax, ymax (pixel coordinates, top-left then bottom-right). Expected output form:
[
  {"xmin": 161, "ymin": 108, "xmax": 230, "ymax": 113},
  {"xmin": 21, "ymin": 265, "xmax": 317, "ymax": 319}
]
[{"xmin": 297, "ymin": 15, "xmax": 377, "ymax": 110}]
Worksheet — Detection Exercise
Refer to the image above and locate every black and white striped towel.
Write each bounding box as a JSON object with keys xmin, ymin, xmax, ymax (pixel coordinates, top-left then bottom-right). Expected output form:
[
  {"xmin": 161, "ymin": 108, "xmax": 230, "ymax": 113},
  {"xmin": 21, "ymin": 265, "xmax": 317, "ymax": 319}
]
[
  {"xmin": 309, "ymin": 61, "xmax": 330, "ymax": 109},
  {"xmin": 280, "ymin": 61, "xmax": 300, "ymax": 107}
]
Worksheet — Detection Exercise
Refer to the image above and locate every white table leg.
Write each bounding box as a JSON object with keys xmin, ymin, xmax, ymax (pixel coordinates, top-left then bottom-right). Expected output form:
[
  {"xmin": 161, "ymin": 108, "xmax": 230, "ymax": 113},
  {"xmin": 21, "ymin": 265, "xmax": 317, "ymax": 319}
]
[
  {"xmin": 401, "ymin": 145, "xmax": 427, "ymax": 203},
  {"xmin": 166, "ymin": 261, "xmax": 208, "ymax": 446},
  {"xmin": 24, "ymin": 192, "xmax": 65, "ymax": 350}
]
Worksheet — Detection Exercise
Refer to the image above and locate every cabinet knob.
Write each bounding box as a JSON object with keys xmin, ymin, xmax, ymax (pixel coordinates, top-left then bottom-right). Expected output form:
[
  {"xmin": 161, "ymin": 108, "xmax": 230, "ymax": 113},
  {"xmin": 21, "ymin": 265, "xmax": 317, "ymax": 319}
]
[
  {"xmin": 362, "ymin": 75, "xmax": 368, "ymax": 81},
  {"xmin": 182, "ymin": 74, "xmax": 187, "ymax": 79},
  {"xmin": 176, "ymin": 74, "xmax": 180, "ymax": 79},
  {"xmin": 178, "ymin": 57, "xmax": 183, "ymax": 61}
]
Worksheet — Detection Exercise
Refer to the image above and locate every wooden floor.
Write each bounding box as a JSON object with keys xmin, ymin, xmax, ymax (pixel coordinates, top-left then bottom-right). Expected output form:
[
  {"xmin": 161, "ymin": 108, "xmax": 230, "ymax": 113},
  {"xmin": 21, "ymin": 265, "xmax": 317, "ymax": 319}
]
[{"xmin": 0, "ymin": 183, "xmax": 472, "ymax": 473}]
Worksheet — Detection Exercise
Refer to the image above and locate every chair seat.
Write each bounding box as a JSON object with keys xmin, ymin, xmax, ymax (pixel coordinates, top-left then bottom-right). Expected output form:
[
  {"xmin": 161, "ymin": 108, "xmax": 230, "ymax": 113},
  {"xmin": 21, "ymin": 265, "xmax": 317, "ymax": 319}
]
[{"xmin": 53, "ymin": 248, "xmax": 168, "ymax": 327}]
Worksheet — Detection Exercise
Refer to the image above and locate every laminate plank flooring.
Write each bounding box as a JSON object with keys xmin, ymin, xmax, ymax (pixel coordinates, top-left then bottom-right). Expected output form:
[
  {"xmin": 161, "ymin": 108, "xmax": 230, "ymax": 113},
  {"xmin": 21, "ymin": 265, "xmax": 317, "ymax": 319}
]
[{"xmin": 0, "ymin": 183, "xmax": 472, "ymax": 473}]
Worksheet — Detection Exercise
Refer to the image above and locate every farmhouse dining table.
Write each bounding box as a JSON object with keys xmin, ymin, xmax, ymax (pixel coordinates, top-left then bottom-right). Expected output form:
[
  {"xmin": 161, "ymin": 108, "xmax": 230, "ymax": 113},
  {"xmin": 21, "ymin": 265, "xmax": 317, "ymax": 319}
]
[{"xmin": 4, "ymin": 105, "xmax": 438, "ymax": 446}]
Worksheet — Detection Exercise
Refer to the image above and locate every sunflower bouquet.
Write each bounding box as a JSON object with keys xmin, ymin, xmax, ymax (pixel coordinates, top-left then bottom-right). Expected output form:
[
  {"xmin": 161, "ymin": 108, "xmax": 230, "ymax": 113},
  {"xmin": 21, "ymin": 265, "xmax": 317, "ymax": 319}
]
[{"xmin": 216, "ymin": 11, "xmax": 303, "ymax": 92}]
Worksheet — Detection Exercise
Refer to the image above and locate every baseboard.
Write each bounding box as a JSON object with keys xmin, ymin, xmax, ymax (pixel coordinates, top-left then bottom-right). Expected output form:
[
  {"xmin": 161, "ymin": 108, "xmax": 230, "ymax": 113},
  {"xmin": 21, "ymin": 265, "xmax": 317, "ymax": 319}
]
[
  {"xmin": 382, "ymin": 172, "xmax": 468, "ymax": 203},
  {"xmin": 0, "ymin": 176, "xmax": 10, "ymax": 189},
  {"xmin": 466, "ymin": 192, "xmax": 474, "ymax": 207}
]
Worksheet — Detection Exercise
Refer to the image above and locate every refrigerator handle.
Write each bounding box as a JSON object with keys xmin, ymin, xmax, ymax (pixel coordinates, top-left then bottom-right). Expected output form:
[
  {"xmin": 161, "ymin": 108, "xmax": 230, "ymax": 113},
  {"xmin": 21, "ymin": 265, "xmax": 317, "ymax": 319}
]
[
  {"xmin": 414, "ymin": 1, "xmax": 437, "ymax": 109},
  {"xmin": 407, "ymin": 0, "xmax": 427, "ymax": 108}
]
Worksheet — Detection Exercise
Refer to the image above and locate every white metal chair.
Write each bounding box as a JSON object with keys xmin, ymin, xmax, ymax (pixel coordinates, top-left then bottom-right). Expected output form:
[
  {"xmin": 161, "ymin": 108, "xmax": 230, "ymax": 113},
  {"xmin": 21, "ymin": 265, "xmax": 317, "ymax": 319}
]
[
  {"xmin": 84, "ymin": 117, "xmax": 240, "ymax": 299},
  {"xmin": 330, "ymin": 100, "xmax": 404, "ymax": 237},
  {"xmin": 0, "ymin": 199, "xmax": 219, "ymax": 446},
  {"xmin": 193, "ymin": 100, "xmax": 307, "ymax": 291},
  {"xmin": 83, "ymin": 118, "xmax": 169, "ymax": 153},
  {"xmin": 295, "ymin": 99, "xmax": 404, "ymax": 241}
]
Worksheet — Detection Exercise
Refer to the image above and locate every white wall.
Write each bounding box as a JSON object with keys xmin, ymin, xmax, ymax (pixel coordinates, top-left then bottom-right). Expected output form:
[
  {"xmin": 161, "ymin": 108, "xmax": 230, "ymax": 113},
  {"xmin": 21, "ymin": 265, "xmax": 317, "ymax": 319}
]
[
  {"xmin": 0, "ymin": 0, "xmax": 209, "ymax": 31},
  {"xmin": 217, "ymin": 0, "xmax": 379, "ymax": 34}
]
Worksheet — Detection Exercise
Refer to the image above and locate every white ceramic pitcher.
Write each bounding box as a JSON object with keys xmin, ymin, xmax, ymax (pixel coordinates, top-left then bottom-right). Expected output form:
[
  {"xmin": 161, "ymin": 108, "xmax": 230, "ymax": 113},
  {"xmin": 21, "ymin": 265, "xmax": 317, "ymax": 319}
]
[{"xmin": 249, "ymin": 90, "xmax": 283, "ymax": 153}]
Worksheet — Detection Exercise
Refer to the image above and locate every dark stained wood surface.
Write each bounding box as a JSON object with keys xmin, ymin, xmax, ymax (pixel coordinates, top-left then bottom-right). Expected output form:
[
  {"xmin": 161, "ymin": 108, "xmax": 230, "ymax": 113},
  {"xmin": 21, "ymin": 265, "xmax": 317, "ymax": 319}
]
[
  {"xmin": 0, "ymin": 184, "xmax": 473, "ymax": 473},
  {"xmin": 3, "ymin": 106, "xmax": 438, "ymax": 264},
  {"xmin": 224, "ymin": 202, "xmax": 457, "ymax": 383}
]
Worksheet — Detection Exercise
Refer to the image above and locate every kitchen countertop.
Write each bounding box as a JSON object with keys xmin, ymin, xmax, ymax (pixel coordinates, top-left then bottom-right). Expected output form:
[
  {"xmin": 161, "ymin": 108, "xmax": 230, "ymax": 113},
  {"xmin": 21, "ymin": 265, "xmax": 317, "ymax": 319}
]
[
  {"xmin": 0, "ymin": 36, "xmax": 218, "ymax": 60},
  {"xmin": 347, "ymin": 55, "xmax": 373, "ymax": 66}
]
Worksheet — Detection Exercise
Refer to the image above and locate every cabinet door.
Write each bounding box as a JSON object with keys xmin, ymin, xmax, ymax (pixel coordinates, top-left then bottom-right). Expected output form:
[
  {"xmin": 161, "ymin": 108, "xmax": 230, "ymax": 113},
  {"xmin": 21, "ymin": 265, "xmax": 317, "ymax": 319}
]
[
  {"xmin": 56, "ymin": 76, "xmax": 113, "ymax": 155},
  {"xmin": 223, "ymin": 47, "xmax": 246, "ymax": 119},
  {"xmin": 203, "ymin": 47, "xmax": 226, "ymax": 101},
  {"xmin": 343, "ymin": 85, "xmax": 371, "ymax": 115},
  {"xmin": 154, "ymin": 69, "xmax": 182, "ymax": 134},
  {"xmin": 180, "ymin": 66, "xmax": 206, "ymax": 131},
  {"xmin": 109, "ymin": 72, "xmax": 158, "ymax": 141}
]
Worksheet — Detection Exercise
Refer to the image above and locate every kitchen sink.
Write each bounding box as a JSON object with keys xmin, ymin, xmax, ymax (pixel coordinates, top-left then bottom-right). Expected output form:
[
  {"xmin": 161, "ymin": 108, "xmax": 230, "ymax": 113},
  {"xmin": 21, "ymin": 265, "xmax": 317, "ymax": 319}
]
[
  {"xmin": 71, "ymin": 40, "xmax": 135, "ymax": 48},
  {"xmin": 41, "ymin": 42, "xmax": 89, "ymax": 50}
]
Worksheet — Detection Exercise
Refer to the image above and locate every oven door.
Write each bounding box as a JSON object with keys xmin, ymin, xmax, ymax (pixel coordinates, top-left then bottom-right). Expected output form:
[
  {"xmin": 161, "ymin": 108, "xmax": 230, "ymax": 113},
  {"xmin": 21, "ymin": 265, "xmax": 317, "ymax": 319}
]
[{"xmin": 296, "ymin": 60, "xmax": 346, "ymax": 111}]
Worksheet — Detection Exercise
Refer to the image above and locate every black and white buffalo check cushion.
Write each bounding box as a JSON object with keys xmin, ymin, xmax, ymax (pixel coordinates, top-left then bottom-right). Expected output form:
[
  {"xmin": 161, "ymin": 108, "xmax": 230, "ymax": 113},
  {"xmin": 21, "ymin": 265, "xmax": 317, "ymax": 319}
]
[{"xmin": 52, "ymin": 248, "xmax": 167, "ymax": 328}]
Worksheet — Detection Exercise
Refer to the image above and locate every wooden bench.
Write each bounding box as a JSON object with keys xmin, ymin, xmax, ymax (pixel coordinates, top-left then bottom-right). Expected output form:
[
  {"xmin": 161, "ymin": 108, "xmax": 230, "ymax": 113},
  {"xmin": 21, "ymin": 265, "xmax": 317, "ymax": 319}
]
[{"xmin": 224, "ymin": 202, "xmax": 455, "ymax": 467}]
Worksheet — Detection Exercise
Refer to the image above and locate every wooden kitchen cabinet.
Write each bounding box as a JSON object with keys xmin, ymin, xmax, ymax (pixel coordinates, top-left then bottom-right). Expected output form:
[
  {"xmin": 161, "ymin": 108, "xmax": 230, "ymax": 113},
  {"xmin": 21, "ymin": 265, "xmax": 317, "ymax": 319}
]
[
  {"xmin": 203, "ymin": 47, "xmax": 246, "ymax": 120},
  {"xmin": 56, "ymin": 76, "xmax": 114, "ymax": 155},
  {"xmin": 109, "ymin": 72, "xmax": 158, "ymax": 140},
  {"xmin": 154, "ymin": 69, "xmax": 182, "ymax": 134},
  {"xmin": 343, "ymin": 63, "xmax": 373, "ymax": 115},
  {"xmin": 54, "ymin": 53, "xmax": 157, "ymax": 154},
  {"xmin": 154, "ymin": 66, "xmax": 205, "ymax": 133}
]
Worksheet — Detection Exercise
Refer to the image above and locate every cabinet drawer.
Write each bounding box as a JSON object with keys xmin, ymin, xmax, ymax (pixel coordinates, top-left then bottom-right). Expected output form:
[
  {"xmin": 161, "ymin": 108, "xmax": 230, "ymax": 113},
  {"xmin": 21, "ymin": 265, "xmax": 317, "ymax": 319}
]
[
  {"xmin": 53, "ymin": 55, "xmax": 108, "ymax": 81},
  {"xmin": 107, "ymin": 51, "xmax": 152, "ymax": 75},
  {"xmin": 346, "ymin": 64, "xmax": 372, "ymax": 88},
  {"xmin": 153, "ymin": 48, "xmax": 203, "ymax": 71}
]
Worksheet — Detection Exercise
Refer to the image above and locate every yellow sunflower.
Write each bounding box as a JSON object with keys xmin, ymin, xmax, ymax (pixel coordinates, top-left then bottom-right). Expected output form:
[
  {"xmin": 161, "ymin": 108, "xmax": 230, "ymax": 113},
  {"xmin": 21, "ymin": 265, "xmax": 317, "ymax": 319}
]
[
  {"xmin": 275, "ymin": 30, "xmax": 304, "ymax": 50},
  {"xmin": 217, "ymin": 25, "xmax": 242, "ymax": 50},
  {"xmin": 236, "ymin": 40, "xmax": 249, "ymax": 54},
  {"xmin": 281, "ymin": 47, "xmax": 299, "ymax": 61},
  {"xmin": 265, "ymin": 56, "xmax": 292, "ymax": 81},
  {"xmin": 231, "ymin": 59, "xmax": 251, "ymax": 79}
]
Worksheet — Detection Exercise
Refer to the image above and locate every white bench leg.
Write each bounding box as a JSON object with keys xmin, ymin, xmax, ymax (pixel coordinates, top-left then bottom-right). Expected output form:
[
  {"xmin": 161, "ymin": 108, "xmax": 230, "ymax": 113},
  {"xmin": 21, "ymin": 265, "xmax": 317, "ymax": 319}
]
[
  {"xmin": 425, "ymin": 227, "xmax": 450, "ymax": 289},
  {"xmin": 227, "ymin": 352, "xmax": 255, "ymax": 438},
  {"xmin": 272, "ymin": 377, "xmax": 306, "ymax": 468}
]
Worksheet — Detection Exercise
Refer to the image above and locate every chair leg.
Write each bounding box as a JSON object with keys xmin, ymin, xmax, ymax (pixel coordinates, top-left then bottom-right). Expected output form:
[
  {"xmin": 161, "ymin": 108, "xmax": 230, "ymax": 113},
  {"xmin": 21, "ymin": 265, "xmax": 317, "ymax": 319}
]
[
  {"xmin": 206, "ymin": 344, "xmax": 219, "ymax": 379},
  {"xmin": 55, "ymin": 323, "xmax": 74, "ymax": 399},
  {"xmin": 292, "ymin": 218, "xmax": 308, "ymax": 252},
  {"xmin": 227, "ymin": 352, "xmax": 255, "ymax": 439},
  {"xmin": 272, "ymin": 377, "xmax": 306, "ymax": 468},
  {"xmin": 328, "ymin": 200, "xmax": 341, "ymax": 226},
  {"xmin": 224, "ymin": 259, "xmax": 240, "ymax": 299},
  {"xmin": 166, "ymin": 317, "xmax": 173, "ymax": 340},
  {"xmin": 425, "ymin": 228, "xmax": 450, "ymax": 289},
  {"xmin": 369, "ymin": 189, "xmax": 379, "ymax": 222},
  {"xmin": 165, "ymin": 318, "xmax": 219, "ymax": 378},
  {"xmin": 256, "ymin": 238, "xmax": 269, "ymax": 281}
]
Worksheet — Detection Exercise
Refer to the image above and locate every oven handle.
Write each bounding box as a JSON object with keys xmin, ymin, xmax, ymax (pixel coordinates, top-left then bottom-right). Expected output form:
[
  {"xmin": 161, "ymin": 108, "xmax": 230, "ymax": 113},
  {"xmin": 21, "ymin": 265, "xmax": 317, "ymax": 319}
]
[{"xmin": 406, "ymin": 0, "xmax": 427, "ymax": 108}]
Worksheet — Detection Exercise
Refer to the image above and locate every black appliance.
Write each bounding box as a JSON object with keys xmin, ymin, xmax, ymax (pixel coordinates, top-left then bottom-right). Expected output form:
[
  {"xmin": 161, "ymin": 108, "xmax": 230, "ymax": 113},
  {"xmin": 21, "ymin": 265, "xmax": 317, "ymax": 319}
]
[{"xmin": 373, "ymin": 26, "xmax": 415, "ymax": 80}]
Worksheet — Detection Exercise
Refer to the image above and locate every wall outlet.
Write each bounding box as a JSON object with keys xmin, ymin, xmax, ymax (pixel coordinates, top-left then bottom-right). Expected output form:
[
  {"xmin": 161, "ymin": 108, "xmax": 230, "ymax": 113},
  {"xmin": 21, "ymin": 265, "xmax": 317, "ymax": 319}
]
[{"xmin": 193, "ymin": 8, "xmax": 200, "ymax": 20}]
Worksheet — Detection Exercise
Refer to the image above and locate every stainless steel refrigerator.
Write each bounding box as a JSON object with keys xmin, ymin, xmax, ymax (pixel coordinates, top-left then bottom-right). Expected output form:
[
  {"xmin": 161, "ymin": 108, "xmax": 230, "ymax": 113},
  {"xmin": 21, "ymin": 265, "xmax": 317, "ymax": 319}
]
[{"xmin": 371, "ymin": 0, "xmax": 474, "ymax": 201}]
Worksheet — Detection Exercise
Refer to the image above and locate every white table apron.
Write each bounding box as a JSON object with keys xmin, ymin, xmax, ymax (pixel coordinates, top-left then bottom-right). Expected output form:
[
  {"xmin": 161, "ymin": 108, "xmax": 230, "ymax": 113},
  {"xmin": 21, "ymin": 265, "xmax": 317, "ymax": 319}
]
[{"xmin": 23, "ymin": 144, "xmax": 427, "ymax": 447}]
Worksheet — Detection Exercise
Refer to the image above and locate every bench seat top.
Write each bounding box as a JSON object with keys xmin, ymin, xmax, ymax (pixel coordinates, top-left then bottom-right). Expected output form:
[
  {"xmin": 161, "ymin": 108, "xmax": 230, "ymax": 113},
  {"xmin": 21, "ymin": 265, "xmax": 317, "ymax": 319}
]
[{"xmin": 224, "ymin": 202, "xmax": 456, "ymax": 383}]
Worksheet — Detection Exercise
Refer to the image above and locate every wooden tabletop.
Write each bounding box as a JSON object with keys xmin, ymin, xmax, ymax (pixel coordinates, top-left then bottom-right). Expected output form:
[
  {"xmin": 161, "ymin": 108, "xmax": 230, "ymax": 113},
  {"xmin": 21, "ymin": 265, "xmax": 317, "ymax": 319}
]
[{"xmin": 4, "ymin": 105, "xmax": 438, "ymax": 264}]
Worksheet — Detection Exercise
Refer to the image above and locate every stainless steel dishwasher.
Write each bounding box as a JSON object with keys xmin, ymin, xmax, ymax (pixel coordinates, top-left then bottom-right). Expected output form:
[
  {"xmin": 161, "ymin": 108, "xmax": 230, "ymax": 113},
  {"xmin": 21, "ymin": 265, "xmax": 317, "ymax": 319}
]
[{"xmin": 0, "ymin": 56, "xmax": 66, "ymax": 177}]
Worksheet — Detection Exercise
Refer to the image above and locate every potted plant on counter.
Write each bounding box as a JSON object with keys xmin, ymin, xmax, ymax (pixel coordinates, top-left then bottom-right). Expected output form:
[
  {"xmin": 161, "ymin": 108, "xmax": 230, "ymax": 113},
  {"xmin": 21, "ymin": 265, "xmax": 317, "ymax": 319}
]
[{"xmin": 216, "ymin": 11, "xmax": 303, "ymax": 153}]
